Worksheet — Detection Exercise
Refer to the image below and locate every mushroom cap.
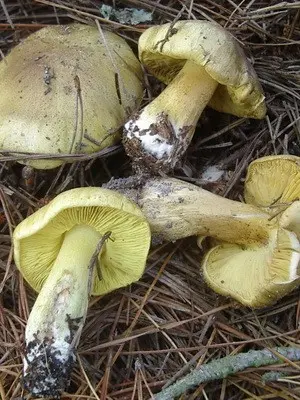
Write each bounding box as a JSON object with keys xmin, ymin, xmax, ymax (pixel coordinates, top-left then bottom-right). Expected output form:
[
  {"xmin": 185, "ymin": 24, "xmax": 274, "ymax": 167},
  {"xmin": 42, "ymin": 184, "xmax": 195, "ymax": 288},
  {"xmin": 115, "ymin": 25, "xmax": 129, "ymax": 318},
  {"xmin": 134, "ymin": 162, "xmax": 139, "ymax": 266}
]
[
  {"xmin": 0, "ymin": 23, "xmax": 143, "ymax": 169},
  {"xmin": 202, "ymin": 228, "xmax": 300, "ymax": 308},
  {"xmin": 13, "ymin": 187, "xmax": 151, "ymax": 295},
  {"xmin": 244, "ymin": 155, "xmax": 300, "ymax": 214},
  {"xmin": 138, "ymin": 20, "xmax": 266, "ymax": 119}
]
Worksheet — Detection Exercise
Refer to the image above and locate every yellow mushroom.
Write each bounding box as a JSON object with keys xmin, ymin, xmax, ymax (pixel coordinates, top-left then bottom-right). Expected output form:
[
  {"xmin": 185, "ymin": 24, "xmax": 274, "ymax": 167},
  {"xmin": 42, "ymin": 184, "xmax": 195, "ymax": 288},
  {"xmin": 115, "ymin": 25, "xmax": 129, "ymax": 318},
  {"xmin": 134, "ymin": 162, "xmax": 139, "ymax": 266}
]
[
  {"xmin": 13, "ymin": 187, "xmax": 151, "ymax": 397},
  {"xmin": 202, "ymin": 228, "xmax": 300, "ymax": 308},
  {"xmin": 244, "ymin": 154, "xmax": 300, "ymax": 216},
  {"xmin": 202, "ymin": 155, "xmax": 300, "ymax": 307},
  {"xmin": 123, "ymin": 20, "xmax": 266, "ymax": 173},
  {"xmin": 0, "ymin": 23, "xmax": 143, "ymax": 169},
  {"xmin": 244, "ymin": 154, "xmax": 300, "ymax": 238}
]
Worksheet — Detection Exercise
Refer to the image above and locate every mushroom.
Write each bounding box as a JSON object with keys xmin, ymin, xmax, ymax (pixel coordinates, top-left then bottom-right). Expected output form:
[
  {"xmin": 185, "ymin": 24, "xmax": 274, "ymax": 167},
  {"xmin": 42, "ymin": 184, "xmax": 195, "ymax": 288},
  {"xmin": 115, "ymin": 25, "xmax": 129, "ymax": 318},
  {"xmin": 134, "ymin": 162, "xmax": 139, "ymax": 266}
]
[
  {"xmin": 105, "ymin": 175, "xmax": 300, "ymax": 307},
  {"xmin": 244, "ymin": 154, "xmax": 300, "ymax": 236},
  {"xmin": 244, "ymin": 154, "xmax": 300, "ymax": 216},
  {"xmin": 202, "ymin": 155, "xmax": 300, "ymax": 307},
  {"xmin": 202, "ymin": 227, "xmax": 300, "ymax": 308},
  {"xmin": 123, "ymin": 20, "xmax": 266, "ymax": 173},
  {"xmin": 13, "ymin": 187, "xmax": 151, "ymax": 397},
  {"xmin": 0, "ymin": 23, "xmax": 143, "ymax": 169}
]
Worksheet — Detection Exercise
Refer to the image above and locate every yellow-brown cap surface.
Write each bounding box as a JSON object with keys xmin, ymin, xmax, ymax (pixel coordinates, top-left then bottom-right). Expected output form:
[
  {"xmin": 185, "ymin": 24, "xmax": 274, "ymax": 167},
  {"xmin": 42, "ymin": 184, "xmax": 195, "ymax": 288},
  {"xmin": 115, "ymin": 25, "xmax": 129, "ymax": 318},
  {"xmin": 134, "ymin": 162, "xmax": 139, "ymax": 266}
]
[{"xmin": 0, "ymin": 24, "xmax": 143, "ymax": 168}]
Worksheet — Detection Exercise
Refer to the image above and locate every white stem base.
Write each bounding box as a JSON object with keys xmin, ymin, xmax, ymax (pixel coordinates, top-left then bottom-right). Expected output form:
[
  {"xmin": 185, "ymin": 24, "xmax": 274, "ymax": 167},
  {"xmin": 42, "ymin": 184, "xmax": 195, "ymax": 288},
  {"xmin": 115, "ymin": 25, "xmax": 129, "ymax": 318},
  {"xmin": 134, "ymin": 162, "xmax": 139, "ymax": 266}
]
[
  {"xmin": 123, "ymin": 60, "xmax": 218, "ymax": 173},
  {"xmin": 23, "ymin": 224, "xmax": 102, "ymax": 398}
]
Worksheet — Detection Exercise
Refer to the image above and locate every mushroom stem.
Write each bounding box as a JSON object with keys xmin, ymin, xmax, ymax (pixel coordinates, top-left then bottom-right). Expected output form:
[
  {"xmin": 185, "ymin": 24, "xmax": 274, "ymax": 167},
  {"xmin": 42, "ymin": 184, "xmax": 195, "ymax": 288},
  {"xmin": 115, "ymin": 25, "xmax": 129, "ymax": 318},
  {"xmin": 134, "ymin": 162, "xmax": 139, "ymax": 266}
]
[
  {"xmin": 23, "ymin": 224, "xmax": 102, "ymax": 398},
  {"xmin": 107, "ymin": 177, "xmax": 275, "ymax": 245},
  {"xmin": 123, "ymin": 60, "xmax": 218, "ymax": 172}
]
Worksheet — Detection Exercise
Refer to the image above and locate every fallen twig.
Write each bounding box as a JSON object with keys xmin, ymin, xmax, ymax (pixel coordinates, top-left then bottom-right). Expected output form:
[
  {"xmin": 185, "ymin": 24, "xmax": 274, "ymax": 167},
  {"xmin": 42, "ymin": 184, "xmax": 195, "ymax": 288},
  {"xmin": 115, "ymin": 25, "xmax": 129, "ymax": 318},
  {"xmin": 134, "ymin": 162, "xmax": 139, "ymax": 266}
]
[
  {"xmin": 0, "ymin": 144, "xmax": 122, "ymax": 162},
  {"xmin": 154, "ymin": 346, "xmax": 300, "ymax": 400}
]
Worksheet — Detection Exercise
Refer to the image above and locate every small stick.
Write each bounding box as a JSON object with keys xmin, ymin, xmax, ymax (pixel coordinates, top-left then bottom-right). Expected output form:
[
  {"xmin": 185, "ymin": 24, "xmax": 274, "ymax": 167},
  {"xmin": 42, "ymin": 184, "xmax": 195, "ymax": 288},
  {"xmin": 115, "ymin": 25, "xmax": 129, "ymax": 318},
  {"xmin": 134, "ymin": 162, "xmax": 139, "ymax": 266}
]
[
  {"xmin": 87, "ymin": 231, "xmax": 112, "ymax": 295},
  {"xmin": 154, "ymin": 347, "xmax": 300, "ymax": 400},
  {"xmin": 0, "ymin": 0, "xmax": 14, "ymax": 29},
  {"xmin": 114, "ymin": 72, "xmax": 122, "ymax": 105},
  {"xmin": 70, "ymin": 75, "xmax": 84, "ymax": 154},
  {"xmin": 154, "ymin": 7, "xmax": 184, "ymax": 52},
  {"xmin": 0, "ymin": 143, "xmax": 122, "ymax": 162}
]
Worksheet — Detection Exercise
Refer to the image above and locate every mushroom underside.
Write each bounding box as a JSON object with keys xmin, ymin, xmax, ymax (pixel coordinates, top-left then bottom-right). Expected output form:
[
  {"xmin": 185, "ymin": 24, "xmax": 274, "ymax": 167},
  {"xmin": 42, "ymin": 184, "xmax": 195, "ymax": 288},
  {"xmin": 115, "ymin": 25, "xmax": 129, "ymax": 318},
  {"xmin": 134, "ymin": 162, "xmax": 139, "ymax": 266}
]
[{"xmin": 202, "ymin": 228, "xmax": 300, "ymax": 307}]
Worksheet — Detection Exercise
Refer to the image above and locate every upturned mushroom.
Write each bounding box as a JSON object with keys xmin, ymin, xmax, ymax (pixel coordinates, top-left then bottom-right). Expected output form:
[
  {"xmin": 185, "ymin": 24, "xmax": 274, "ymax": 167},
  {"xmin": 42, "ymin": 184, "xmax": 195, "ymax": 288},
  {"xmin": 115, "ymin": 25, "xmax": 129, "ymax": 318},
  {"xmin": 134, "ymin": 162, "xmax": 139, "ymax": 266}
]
[
  {"xmin": 0, "ymin": 23, "xmax": 143, "ymax": 169},
  {"xmin": 13, "ymin": 187, "xmax": 151, "ymax": 397},
  {"xmin": 202, "ymin": 227, "xmax": 300, "ymax": 308},
  {"xmin": 105, "ymin": 174, "xmax": 300, "ymax": 307},
  {"xmin": 244, "ymin": 154, "xmax": 300, "ymax": 250},
  {"xmin": 202, "ymin": 155, "xmax": 300, "ymax": 307},
  {"xmin": 244, "ymin": 154, "xmax": 300, "ymax": 216},
  {"xmin": 123, "ymin": 20, "xmax": 266, "ymax": 173}
]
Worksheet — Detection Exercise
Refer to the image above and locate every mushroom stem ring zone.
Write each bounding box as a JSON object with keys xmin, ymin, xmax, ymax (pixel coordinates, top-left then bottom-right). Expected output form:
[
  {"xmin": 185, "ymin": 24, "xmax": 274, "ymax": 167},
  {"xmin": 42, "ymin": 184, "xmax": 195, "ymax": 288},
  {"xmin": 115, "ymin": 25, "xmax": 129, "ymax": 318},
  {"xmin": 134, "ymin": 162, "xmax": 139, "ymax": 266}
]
[{"xmin": 23, "ymin": 225, "xmax": 103, "ymax": 397}]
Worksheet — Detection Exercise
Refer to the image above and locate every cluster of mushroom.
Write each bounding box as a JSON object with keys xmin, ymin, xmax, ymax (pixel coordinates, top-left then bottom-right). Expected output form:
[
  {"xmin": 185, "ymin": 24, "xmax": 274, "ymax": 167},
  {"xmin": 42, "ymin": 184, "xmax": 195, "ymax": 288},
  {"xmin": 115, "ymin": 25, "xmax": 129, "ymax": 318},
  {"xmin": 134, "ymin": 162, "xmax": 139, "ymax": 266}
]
[
  {"xmin": 6, "ymin": 20, "xmax": 300, "ymax": 400},
  {"xmin": 13, "ymin": 155, "xmax": 300, "ymax": 396},
  {"xmin": 0, "ymin": 20, "xmax": 266, "ymax": 173}
]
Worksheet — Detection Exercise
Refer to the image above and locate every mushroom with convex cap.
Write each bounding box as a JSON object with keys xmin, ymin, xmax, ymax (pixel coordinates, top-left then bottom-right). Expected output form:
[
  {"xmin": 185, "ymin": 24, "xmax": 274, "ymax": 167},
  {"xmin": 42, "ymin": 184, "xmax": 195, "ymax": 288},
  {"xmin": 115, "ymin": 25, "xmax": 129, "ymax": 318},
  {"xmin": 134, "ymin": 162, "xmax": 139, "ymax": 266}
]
[
  {"xmin": 0, "ymin": 23, "xmax": 143, "ymax": 169},
  {"xmin": 13, "ymin": 187, "xmax": 151, "ymax": 397},
  {"xmin": 123, "ymin": 20, "xmax": 266, "ymax": 173}
]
